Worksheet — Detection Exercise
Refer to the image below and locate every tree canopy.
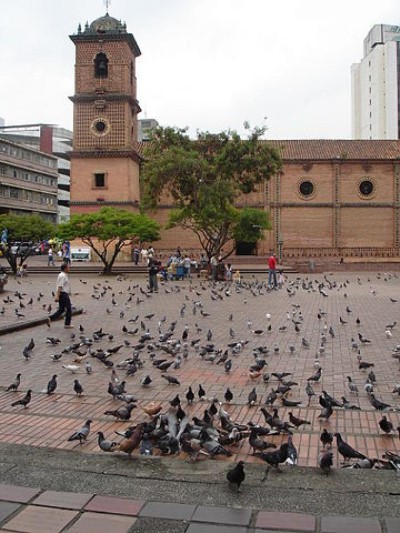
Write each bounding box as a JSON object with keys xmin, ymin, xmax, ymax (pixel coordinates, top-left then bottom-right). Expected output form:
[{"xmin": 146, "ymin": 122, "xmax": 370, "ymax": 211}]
[
  {"xmin": 141, "ymin": 124, "xmax": 281, "ymax": 257},
  {"xmin": 57, "ymin": 207, "xmax": 160, "ymax": 274},
  {"xmin": 0, "ymin": 213, "xmax": 55, "ymax": 273}
]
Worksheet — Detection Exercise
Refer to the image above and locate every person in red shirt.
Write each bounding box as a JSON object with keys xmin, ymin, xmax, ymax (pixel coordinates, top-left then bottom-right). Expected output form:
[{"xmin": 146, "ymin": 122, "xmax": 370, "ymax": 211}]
[{"xmin": 268, "ymin": 252, "xmax": 277, "ymax": 289}]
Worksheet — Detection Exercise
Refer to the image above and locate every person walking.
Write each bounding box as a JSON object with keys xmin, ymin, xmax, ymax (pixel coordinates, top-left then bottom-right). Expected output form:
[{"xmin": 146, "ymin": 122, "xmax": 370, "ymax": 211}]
[
  {"xmin": 47, "ymin": 246, "xmax": 55, "ymax": 267},
  {"xmin": 182, "ymin": 254, "xmax": 192, "ymax": 279},
  {"xmin": 277, "ymin": 269, "xmax": 285, "ymax": 289},
  {"xmin": 210, "ymin": 255, "xmax": 218, "ymax": 282},
  {"xmin": 148, "ymin": 258, "xmax": 159, "ymax": 293},
  {"xmin": 133, "ymin": 247, "xmax": 140, "ymax": 265},
  {"xmin": 268, "ymin": 252, "xmax": 278, "ymax": 289},
  {"xmin": 47, "ymin": 263, "xmax": 74, "ymax": 328}
]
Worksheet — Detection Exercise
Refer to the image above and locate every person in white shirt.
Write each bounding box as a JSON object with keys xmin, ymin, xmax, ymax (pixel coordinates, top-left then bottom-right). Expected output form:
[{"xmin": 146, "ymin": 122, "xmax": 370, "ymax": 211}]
[
  {"xmin": 47, "ymin": 263, "xmax": 73, "ymax": 328},
  {"xmin": 48, "ymin": 247, "xmax": 55, "ymax": 267},
  {"xmin": 182, "ymin": 255, "xmax": 192, "ymax": 278},
  {"xmin": 210, "ymin": 255, "xmax": 218, "ymax": 281}
]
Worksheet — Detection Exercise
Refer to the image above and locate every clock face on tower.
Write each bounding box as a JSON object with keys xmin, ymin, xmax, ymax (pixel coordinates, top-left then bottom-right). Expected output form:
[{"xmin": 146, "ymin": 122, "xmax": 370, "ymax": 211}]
[{"xmin": 90, "ymin": 117, "xmax": 111, "ymax": 137}]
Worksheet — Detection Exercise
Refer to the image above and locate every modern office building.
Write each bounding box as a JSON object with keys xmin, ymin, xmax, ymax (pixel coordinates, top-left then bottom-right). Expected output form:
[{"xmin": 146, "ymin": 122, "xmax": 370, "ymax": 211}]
[
  {"xmin": 0, "ymin": 136, "xmax": 59, "ymax": 222},
  {"xmin": 352, "ymin": 24, "xmax": 400, "ymax": 140},
  {"xmin": 138, "ymin": 118, "xmax": 159, "ymax": 141},
  {"xmin": 0, "ymin": 124, "xmax": 72, "ymax": 222}
]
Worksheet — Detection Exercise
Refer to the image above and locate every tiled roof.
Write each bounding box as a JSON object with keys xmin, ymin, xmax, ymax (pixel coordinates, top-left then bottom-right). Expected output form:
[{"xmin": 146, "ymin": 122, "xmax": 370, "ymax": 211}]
[
  {"xmin": 137, "ymin": 139, "xmax": 400, "ymax": 161},
  {"xmin": 267, "ymin": 139, "xmax": 400, "ymax": 161}
]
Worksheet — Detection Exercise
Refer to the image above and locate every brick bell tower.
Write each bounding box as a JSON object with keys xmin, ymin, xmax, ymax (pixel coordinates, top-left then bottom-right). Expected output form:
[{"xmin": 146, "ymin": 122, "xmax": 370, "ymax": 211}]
[{"xmin": 69, "ymin": 12, "xmax": 142, "ymax": 214}]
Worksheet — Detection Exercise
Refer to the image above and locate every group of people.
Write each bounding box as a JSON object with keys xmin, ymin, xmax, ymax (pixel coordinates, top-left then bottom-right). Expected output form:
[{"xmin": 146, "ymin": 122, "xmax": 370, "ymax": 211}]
[{"xmin": 46, "ymin": 248, "xmax": 284, "ymax": 327}]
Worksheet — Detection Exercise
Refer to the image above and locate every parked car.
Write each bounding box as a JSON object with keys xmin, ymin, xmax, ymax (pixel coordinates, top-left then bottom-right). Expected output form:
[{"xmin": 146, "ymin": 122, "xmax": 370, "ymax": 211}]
[{"xmin": 10, "ymin": 242, "xmax": 34, "ymax": 256}]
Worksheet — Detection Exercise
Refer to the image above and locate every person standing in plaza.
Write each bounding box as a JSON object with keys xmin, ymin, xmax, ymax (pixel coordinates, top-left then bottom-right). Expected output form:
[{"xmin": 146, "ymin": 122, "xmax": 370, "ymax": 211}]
[
  {"xmin": 277, "ymin": 269, "xmax": 285, "ymax": 289},
  {"xmin": 133, "ymin": 247, "xmax": 140, "ymax": 265},
  {"xmin": 268, "ymin": 252, "xmax": 277, "ymax": 289},
  {"xmin": 182, "ymin": 254, "xmax": 192, "ymax": 279},
  {"xmin": 210, "ymin": 254, "xmax": 218, "ymax": 281},
  {"xmin": 47, "ymin": 262, "xmax": 74, "ymax": 328},
  {"xmin": 47, "ymin": 246, "xmax": 55, "ymax": 267},
  {"xmin": 148, "ymin": 257, "xmax": 159, "ymax": 293}
]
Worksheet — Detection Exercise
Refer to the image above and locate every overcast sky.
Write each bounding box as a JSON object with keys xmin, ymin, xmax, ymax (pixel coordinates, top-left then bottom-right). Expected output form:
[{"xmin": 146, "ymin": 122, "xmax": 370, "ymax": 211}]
[{"xmin": 0, "ymin": 0, "xmax": 398, "ymax": 139}]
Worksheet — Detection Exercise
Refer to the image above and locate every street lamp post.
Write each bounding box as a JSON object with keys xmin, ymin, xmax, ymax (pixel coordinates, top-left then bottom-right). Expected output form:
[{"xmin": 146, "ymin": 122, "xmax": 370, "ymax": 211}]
[{"xmin": 278, "ymin": 235, "xmax": 283, "ymax": 263}]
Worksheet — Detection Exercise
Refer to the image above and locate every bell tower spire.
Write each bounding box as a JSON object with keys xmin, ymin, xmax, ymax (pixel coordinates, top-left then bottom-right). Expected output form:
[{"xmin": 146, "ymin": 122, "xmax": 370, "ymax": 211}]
[{"xmin": 69, "ymin": 11, "xmax": 142, "ymax": 214}]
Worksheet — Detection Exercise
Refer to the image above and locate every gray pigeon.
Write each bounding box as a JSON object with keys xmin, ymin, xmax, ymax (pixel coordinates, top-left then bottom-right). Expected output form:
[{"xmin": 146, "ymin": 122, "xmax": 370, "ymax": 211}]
[{"xmin": 68, "ymin": 419, "xmax": 92, "ymax": 444}]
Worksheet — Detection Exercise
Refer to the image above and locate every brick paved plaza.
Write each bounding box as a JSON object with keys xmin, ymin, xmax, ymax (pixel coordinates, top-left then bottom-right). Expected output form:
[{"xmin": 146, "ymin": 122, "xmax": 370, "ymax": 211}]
[{"xmin": 0, "ymin": 270, "xmax": 399, "ymax": 467}]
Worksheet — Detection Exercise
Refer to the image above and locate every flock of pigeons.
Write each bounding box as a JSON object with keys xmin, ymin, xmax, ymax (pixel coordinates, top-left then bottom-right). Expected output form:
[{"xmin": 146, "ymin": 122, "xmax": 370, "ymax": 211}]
[{"xmin": 1, "ymin": 270, "xmax": 400, "ymax": 491}]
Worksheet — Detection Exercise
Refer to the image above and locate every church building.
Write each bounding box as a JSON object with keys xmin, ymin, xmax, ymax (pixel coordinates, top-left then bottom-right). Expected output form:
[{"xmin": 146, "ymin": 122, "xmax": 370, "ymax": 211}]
[{"xmin": 69, "ymin": 12, "xmax": 400, "ymax": 263}]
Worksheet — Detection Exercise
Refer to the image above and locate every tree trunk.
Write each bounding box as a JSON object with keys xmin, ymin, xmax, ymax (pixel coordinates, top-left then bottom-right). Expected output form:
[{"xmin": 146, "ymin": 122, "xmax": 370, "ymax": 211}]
[{"xmin": 102, "ymin": 263, "xmax": 113, "ymax": 275}]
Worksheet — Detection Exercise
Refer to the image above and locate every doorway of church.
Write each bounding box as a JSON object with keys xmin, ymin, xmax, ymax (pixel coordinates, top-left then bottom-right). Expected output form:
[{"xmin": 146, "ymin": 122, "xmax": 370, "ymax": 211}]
[{"xmin": 235, "ymin": 242, "xmax": 257, "ymax": 255}]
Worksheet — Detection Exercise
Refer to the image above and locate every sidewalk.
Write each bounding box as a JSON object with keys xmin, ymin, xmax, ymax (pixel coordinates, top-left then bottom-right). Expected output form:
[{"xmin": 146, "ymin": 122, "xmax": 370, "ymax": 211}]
[
  {"xmin": 0, "ymin": 483, "xmax": 396, "ymax": 533},
  {"xmin": 0, "ymin": 443, "xmax": 399, "ymax": 533}
]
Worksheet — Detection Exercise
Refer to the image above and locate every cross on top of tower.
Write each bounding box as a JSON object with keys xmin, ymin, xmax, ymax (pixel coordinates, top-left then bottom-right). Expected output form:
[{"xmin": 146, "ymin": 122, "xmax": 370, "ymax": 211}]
[{"xmin": 103, "ymin": 0, "xmax": 111, "ymax": 14}]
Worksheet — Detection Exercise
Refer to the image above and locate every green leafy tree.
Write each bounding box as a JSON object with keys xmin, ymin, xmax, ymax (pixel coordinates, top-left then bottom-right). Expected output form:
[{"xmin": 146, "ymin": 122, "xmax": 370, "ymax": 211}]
[
  {"xmin": 57, "ymin": 207, "xmax": 160, "ymax": 275},
  {"xmin": 233, "ymin": 207, "xmax": 271, "ymax": 245},
  {"xmin": 141, "ymin": 124, "xmax": 281, "ymax": 258},
  {"xmin": 0, "ymin": 214, "xmax": 55, "ymax": 274}
]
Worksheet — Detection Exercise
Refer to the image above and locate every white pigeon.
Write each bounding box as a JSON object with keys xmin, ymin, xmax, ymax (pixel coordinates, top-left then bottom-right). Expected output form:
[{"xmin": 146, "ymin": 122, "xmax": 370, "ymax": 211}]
[{"xmin": 62, "ymin": 364, "xmax": 80, "ymax": 373}]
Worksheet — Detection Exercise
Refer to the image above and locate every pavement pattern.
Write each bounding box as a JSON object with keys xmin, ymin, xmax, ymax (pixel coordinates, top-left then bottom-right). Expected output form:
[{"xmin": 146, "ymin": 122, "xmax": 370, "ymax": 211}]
[
  {"xmin": 0, "ymin": 481, "xmax": 398, "ymax": 533},
  {"xmin": 0, "ymin": 270, "xmax": 399, "ymax": 470}
]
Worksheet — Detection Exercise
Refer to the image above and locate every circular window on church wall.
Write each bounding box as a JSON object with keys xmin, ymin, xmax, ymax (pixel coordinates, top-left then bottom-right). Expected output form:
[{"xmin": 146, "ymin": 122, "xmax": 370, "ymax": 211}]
[
  {"xmin": 359, "ymin": 179, "xmax": 374, "ymax": 197},
  {"xmin": 298, "ymin": 180, "xmax": 315, "ymax": 199}
]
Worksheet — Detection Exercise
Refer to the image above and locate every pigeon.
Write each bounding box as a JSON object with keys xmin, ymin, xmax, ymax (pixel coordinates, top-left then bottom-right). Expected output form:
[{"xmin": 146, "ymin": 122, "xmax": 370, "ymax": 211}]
[
  {"xmin": 22, "ymin": 338, "xmax": 34, "ymax": 360},
  {"xmin": 249, "ymin": 428, "xmax": 277, "ymax": 452},
  {"xmin": 320, "ymin": 429, "xmax": 333, "ymax": 449},
  {"xmin": 104, "ymin": 402, "xmax": 137, "ymax": 421},
  {"xmin": 85, "ymin": 361, "xmax": 93, "ymax": 374},
  {"xmin": 379, "ymin": 416, "xmax": 394, "ymax": 435},
  {"xmin": 288, "ymin": 412, "xmax": 311, "ymax": 429},
  {"xmin": 67, "ymin": 419, "xmax": 92, "ymax": 444},
  {"xmin": 347, "ymin": 376, "xmax": 359, "ymax": 395},
  {"xmin": 286, "ymin": 434, "xmax": 298, "ymax": 466},
  {"xmin": 248, "ymin": 387, "xmax": 257, "ymax": 406},
  {"xmin": 199, "ymin": 430, "xmax": 232, "ymax": 458},
  {"xmin": 224, "ymin": 388, "xmax": 233, "ymax": 403},
  {"xmin": 318, "ymin": 402, "xmax": 333, "ymax": 421},
  {"xmin": 341, "ymin": 397, "xmax": 360, "ymax": 410},
  {"xmin": 307, "ymin": 367, "xmax": 322, "ymax": 382},
  {"xmin": 198, "ymin": 384, "xmax": 206, "ymax": 401},
  {"xmin": 142, "ymin": 402, "xmax": 163, "ymax": 417},
  {"xmin": 358, "ymin": 361, "xmax": 374, "ymax": 371},
  {"xmin": 140, "ymin": 433, "xmax": 154, "ymax": 456},
  {"xmin": 11, "ymin": 389, "xmax": 32, "ymax": 408},
  {"xmin": 226, "ymin": 461, "xmax": 245, "ymax": 492},
  {"xmin": 73, "ymin": 379, "xmax": 84, "ymax": 396},
  {"xmin": 305, "ymin": 382, "xmax": 315, "ymax": 405},
  {"xmin": 369, "ymin": 393, "xmax": 392, "ymax": 411},
  {"xmin": 141, "ymin": 375, "xmax": 152, "ymax": 386},
  {"xmin": 62, "ymin": 364, "xmax": 80, "ymax": 374},
  {"xmin": 97, "ymin": 431, "xmax": 118, "ymax": 452},
  {"xmin": 161, "ymin": 374, "xmax": 180, "ymax": 385},
  {"xmin": 186, "ymin": 386, "xmax": 195, "ymax": 404},
  {"xmin": 334, "ymin": 432, "xmax": 366, "ymax": 462},
  {"xmin": 254, "ymin": 442, "xmax": 289, "ymax": 472},
  {"xmin": 319, "ymin": 450, "xmax": 334, "ymax": 474},
  {"xmin": 47, "ymin": 374, "xmax": 58, "ymax": 395},
  {"xmin": 6, "ymin": 373, "xmax": 21, "ymax": 392}
]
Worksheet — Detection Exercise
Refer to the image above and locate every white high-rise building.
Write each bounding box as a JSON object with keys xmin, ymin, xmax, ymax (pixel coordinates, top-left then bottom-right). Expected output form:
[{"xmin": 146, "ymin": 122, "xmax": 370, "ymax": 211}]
[{"xmin": 351, "ymin": 24, "xmax": 400, "ymax": 139}]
